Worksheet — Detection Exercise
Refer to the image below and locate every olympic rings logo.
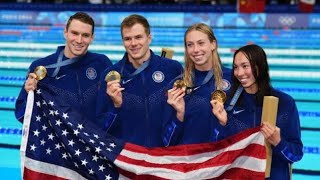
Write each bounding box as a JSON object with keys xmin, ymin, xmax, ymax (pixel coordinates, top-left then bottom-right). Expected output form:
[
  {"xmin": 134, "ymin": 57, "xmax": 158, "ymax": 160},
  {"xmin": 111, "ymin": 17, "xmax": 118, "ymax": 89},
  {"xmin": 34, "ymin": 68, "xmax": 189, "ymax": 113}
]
[{"xmin": 278, "ymin": 16, "xmax": 296, "ymax": 26}]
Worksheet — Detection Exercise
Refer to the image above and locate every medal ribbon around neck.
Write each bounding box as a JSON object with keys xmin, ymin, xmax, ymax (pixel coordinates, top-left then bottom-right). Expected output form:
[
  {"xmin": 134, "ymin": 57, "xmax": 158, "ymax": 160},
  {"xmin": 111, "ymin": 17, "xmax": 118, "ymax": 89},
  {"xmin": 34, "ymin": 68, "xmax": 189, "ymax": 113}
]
[
  {"xmin": 45, "ymin": 50, "xmax": 81, "ymax": 77},
  {"xmin": 186, "ymin": 69, "xmax": 214, "ymax": 94},
  {"xmin": 120, "ymin": 57, "xmax": 151, "ymax": 85}
]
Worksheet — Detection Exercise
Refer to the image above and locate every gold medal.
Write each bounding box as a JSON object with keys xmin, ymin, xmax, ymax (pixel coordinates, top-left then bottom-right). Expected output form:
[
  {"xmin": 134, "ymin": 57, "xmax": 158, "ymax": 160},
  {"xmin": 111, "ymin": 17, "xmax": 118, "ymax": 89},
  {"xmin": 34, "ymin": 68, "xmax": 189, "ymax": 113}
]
[
  {"xmin": 211, "ymin": 90, "xmax": 227, "ymax": 104},
  {"xmin": 173, "ymin": 79, "xmax": 186, "ymax": 91},
  {"xmin": 105, "ymin": 71, "xmax": 121, "ymax": 82},
  {"xmin": 34, "ymin": 66, "xmax": 47, "ymax": 80}
]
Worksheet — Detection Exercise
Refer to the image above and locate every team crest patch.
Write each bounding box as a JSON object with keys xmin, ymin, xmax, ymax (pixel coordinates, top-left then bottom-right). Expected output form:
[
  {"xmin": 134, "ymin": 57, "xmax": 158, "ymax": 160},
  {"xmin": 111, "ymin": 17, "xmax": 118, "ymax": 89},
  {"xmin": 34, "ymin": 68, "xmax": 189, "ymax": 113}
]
[
  {"xmin": 222, "ymin": 79, "xmax": 231, "ymax": 91},
  {"xmin": 152, "ymin": 71, "xmax": 165, "ymax": 83},
  {"xmin": 86, "ymin": 67, "xmax": 97, "ymax": 80}
]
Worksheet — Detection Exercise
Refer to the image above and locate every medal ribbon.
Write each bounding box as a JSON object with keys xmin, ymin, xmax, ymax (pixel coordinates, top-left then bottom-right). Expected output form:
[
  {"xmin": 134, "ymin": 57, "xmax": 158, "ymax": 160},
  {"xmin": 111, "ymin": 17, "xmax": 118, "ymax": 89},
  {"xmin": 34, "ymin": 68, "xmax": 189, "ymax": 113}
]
[
  {"xmin": 226, "ymin": 85, "xmax": 243, "ymax": 111},
  {"xmin": 120, "ymin": 57, "xmax": 151, "ymax": 85},
  {"xmin": 45, "ymin": 50, "xmax": 80, "ymax": 77},
  {"xmin": 186, "ymin": 69, "xmax": 214, "ymax": 93}
]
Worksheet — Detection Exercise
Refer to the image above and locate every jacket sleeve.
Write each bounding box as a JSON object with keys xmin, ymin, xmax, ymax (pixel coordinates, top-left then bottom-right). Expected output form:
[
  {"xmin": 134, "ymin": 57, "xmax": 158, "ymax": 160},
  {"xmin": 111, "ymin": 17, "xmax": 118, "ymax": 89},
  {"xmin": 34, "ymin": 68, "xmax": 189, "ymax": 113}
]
[
  {"xmin": 162, "ymin": 104, "xmax": 184, "ymax": 146},
  {"xmin": 218, "ymin": 112, "xmax": 252, "ymax": 140},
  {"xmin": 95, "ymin": 70, "xmax": 121, "ymax": 131},
  {"xmin": 272, "ymin": 98, "xmax": 303, "ymax": 163},
  {"xmin": 161, "ymin": 77, "xmax": 184, "ymax": 146}
]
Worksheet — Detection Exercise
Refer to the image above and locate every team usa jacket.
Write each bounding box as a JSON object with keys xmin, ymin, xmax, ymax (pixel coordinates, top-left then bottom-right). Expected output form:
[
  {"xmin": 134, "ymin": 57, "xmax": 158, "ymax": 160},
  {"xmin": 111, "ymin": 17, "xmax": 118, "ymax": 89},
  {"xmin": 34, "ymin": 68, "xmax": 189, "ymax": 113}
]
[
  {"xmin": 95, "ymin": 50, "xmax": 183, "ymax": 147},
  {"xmin": 15, "ymin": 46, "xmax": 112, "ymax": 124}
]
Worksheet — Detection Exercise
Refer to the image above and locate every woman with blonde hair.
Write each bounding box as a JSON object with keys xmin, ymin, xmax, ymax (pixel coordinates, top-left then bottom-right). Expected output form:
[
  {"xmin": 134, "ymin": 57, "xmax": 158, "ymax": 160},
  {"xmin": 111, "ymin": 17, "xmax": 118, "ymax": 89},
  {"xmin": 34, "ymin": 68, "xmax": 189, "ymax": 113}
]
[{"xmin": 162, "ymin": 23, "xmax": 232, "ymax": 146}]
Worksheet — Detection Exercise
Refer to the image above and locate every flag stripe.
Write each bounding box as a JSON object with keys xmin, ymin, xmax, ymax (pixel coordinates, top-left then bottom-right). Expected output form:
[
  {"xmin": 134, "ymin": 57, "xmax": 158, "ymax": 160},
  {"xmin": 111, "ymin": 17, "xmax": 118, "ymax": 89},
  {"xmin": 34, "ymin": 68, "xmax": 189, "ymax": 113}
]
[
  {"xmin": 117, "ymin": 157, "xmax": 266, "ymax": 179},
  {"xmin": 24, "ymin": 157, "xmax": 86, "ymax": 180},
  {"xmin": 114, "ymin": 127, "xmax": 266, "ymax": 179},
  {"xmin": 122, "ymin": 127, "xmax": 262, "ymax": 157},
  {"xmin": 116, "ymin": 144, "xmax": 265, "ymax": 172},
  {"xmin": 117, "ymin": 128, "xmax": 264, "ymax": 165},
  {"xmin": 24, "ymin": 167, "xmax": 67, "ymax": 180}
]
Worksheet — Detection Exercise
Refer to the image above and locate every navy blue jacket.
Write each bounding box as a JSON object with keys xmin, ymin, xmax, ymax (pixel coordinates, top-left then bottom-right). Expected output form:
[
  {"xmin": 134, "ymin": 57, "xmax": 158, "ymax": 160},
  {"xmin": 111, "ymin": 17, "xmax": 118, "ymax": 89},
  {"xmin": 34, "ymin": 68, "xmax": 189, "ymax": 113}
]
[
  {"xmin": 163, "ymin": 66, "xmax": 232, "ymax": 146},
  {"xmin": 95, "ymin": 50, "xmax": 183, "ymax": 147},
  {"xmin": 223, "ymin": 88, "xmax": 303, "ymax": 179},
  {"xmin": 15, "ymin": 46, "xmax": 112, "ymax": 123}
]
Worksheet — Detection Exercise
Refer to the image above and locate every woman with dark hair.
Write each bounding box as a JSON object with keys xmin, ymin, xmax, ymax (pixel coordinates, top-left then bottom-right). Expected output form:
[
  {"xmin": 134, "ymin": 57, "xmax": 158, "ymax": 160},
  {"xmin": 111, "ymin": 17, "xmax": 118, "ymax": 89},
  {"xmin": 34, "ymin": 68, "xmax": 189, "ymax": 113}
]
[{"xmin": 212, "ymin": 44, "xmax": 303, "ymax": 179}]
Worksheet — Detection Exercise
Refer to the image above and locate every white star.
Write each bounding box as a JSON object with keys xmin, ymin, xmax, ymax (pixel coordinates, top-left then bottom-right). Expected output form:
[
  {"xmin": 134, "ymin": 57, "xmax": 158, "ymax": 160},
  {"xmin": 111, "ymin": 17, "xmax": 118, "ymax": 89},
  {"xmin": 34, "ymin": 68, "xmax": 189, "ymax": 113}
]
[
  {"xmin": 93, "ymin": 134, "xmax": 99, "ymax": 139},
  {"xmin": 54, "ymin": 110, "xmax": 59, "ymax": 115},
  {"xmin": 68, "ymin": 139, "xmax": 75, "ymax": 147},
  {"xmin": 55, "ymin": 119, "xmax": 62, "ymax": 126},
  {"xmin": 36, "ymin": 89, "xmax": 41, "ymax": 94},
  {"xmin": 42, "ymin": 100, "xmax": 47, "ymax": 105},
  {"xmin": 105, "ymin": 174, "xmax": 112, "ymax": 180},
  {"xmin": 48, "ymin": 101, "xmax": 54, "ymax": 106},
  {"xmin": 95, "ymin": 146, "xmax": 102, "ymax": 154},
  {"xmin": 42, "ymin": 125, "xmax": 48, "ymax": 131},
  {"xmin": 35, "ymin": 115, "xmax": 41, "ymax": 121},
  {"xmin": 30, "ymin": 144, "xmax": 37, "ymax": 151},
  {"xmin": 36, "ymin": 101, "xmax": 41, "ymax": 107},
  {"xmin": 92, "ymin": 155, "xmax": 99, "ymax": 162},
  {"xmin": 55, "ymin": 143, "xmax": 62, "ymax": 150},
  {"xmin": 79, "ymin": 139, "xmax": 85, "ymax": 144},
  {"xmin": 73, "ymin": 129, "xmax": 80, "ymax": 136},
  {"xmin": 107, "ymin": 163, "xmax": 113, "ymax": 168},
  {"xmin": 99, "ymin": 142, "xmax": 106, "ymax": 146},
  {"xmin": 46, "ymin": 148, "xmax": 52, "ymax": 155},
  {"xmin": 89, "ymin": 139, "xmax": 95, "ymax": 144},
  {"xmin": 98, "ymin": 165, "xmax": 105, "ymax": 172},
  {"xmin": 33, "ymin": 129, "xmax": 40, "ymax": 137},
  {"xmin": 81, "ymin": 159, "xmax": 88, "ymax": 166},
  {"xmin": 89, "ymin": 169, "xmax": 94, "ymax": 175},
  {"xmin": 62, "ymin": 153, "xmax": 68, "ymax": 159},
  {"xmin": 106, "ymin": 147, "xmax": 112, "ymax": 152},
  {"xmin": 74, "ymin": 149, "xmax": 82, "ymax": 156},
  {"xmin": 40, "ymin": 139, "xmax": 46, "ymax": 145},
  {"xmin": 77, "ymin": 124, "xmax": 84, "ymax": 130},
  {"xmin": 74, "ymin": 162, "xmax": 79, "ymax": 168},
  {"xmin": 62, "ymin": 129, "xmax": 69, "ymax": 136},
  {"xmin": 109, "ymin": 143, "xmax": 116, "ymax": 148},
  {"xmin": 85, "ymin": 147, "xmax": 91, "ymax": 151},
  {"xmin": 62, "ymin": 113, "xmax": 69, "ymax": 119},
  {"xmin": 49, "ymin": 110, "xmax": 55, "ymax": 116},
  {"xmin": 48, "ymin": 133, "xmax": 54, "ymax": 140}
]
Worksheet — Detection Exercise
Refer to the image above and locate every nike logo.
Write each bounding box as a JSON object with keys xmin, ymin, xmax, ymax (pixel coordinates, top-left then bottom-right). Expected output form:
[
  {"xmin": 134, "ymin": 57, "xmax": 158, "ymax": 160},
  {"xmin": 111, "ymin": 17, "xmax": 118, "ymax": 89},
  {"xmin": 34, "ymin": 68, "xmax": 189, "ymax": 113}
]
[
  {"xmin": 122, "ymin": 79, "xmax": 132, "ymax": 84},
  {"xmin": 55, "ymin": 75, "xmax": 66, "ymax": 80},
  {"xmin": 233, "ymin": 109, "xmax": 245, "ymax": 114}
]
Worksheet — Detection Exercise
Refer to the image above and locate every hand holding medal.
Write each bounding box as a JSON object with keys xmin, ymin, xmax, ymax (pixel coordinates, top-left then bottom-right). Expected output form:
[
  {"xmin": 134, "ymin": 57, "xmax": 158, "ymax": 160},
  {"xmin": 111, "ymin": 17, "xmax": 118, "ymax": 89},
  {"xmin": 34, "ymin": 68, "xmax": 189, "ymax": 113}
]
[
  {"xmin": 211, "ymin": 90, "xmax": 227, "ymax": 126},
  {"xmin": 211, "ymin": 90, "xmax": 227, "ymax": 104},
  {"xmin": 105, "ymin": 71, "xmax": 121, "ymax": 82},
  {"xmin": 173, "ymin": 79, "xmax": 187, "ymax": 91},
  {"xmin": 34, "ymin": 66, "xmax": 47, "ymax": 80}
]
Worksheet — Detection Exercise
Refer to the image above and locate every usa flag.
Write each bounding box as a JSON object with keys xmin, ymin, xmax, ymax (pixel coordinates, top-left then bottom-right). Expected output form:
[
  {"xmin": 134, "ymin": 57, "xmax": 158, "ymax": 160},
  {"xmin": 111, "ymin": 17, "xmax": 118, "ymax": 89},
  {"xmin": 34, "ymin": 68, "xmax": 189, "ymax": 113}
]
[{"xmin": 20, "ymin": 82, "xmax": 266, "ymax": 180}]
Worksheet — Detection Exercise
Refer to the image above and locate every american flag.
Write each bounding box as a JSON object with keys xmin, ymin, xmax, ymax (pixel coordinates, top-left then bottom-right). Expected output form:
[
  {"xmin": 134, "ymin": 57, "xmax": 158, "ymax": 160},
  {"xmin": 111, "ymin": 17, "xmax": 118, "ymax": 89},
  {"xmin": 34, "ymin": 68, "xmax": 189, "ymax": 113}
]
[{"xmin": 20, "ymin": 82, "xmax": 266, "ymax": 180}]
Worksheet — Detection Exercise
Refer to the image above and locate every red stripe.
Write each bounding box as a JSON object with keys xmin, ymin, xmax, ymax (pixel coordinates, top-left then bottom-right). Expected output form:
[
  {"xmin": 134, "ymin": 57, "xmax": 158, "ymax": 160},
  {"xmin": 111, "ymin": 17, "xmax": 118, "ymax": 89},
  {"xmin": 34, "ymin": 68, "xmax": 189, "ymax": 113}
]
[
  {"xmin": 214, "ymin": 167, "xmax": 265, "ymax": 179},
  {"xmin": 118, "ymin": 164, "xmax": 264, "ymax": 180},
  {"xmin": 24, "ymin": 167, "xmax": 68, "ymax": 180},
  {"xmin": 123, "ymin": 127, "xmax": 261, "ymax": 157},
  {"xmin": 118, "ymin": 168, "xmax": 169, "ymax": 180},
  {"xmin": 116, "ymin": 143, "xmax": 265, "ymax": 173}
]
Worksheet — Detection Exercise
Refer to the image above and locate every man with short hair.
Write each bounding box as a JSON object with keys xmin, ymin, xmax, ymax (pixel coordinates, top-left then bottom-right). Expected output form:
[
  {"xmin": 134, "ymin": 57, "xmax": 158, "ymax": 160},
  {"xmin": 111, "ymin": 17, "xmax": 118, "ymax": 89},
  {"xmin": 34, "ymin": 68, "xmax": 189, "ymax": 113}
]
[
  {"xmin": 15, "ymin": 12, "xmax": 112, "ymax": 123},
  {"xmin": 95, "ymin": 14, "xmax": 183, "ymax": 147}
]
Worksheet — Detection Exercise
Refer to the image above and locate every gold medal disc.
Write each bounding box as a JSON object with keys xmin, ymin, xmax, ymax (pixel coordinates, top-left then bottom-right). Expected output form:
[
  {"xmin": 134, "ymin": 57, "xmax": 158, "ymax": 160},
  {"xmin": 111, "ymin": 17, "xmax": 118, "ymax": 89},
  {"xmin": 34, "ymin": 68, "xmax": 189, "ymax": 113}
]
[
  {"xmin": 173, "ymin": 79, "xmax": 186, "ymax": 91},
  {"xmin": 105, "ymin": 71, "xmax": 121, "ymax": 82},
  {"xmin": 34, "ymin": 66, "xmax": 47, "ymax": 81},
  {"xmin": 211, "ymin": 90, "xmax": 227, "ymax": 104}
]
